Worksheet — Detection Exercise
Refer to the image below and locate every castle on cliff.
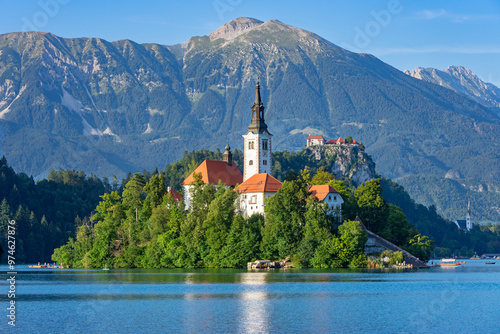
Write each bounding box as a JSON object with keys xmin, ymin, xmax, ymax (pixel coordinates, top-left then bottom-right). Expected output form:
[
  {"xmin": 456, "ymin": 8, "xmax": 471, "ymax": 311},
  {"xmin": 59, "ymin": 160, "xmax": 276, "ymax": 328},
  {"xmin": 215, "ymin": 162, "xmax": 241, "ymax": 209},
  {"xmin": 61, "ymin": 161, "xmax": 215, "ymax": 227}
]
[{"xmin": 306, "ymin": 134, "xmax": 363, "ymax": 148}]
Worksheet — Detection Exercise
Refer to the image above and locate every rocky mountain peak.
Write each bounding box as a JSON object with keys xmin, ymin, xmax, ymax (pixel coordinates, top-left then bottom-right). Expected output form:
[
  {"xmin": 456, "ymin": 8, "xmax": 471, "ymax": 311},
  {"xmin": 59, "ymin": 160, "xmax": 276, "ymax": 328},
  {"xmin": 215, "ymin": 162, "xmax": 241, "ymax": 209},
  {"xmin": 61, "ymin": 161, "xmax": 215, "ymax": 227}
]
[
  {"xmin": 208, "ymin": 17, "xmax": 263, "ymax": 41},
  {"xmin": 405, "ymin": 65, "xmax": 500, "ymax": 110}
]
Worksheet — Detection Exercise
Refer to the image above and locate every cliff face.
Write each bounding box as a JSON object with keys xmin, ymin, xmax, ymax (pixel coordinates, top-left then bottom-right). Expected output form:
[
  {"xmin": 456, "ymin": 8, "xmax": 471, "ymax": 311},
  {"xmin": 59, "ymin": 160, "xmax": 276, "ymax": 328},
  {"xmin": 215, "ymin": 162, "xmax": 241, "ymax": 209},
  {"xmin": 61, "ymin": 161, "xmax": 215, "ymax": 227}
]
[{"xmin": 306, "ymin": 145, "xmax": 376, "ymax": 186}]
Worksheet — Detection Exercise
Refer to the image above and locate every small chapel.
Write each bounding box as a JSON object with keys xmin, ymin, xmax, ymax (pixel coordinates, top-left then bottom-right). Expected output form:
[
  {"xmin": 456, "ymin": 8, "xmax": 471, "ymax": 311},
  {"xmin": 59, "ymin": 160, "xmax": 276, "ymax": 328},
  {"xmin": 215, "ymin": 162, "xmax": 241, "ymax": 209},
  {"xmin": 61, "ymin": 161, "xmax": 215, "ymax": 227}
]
[
  {"xmin": 455, "ymin": 200, "xmax": 473, "ymax": 231},
  {"xmin": 181, "ymin": 79, "xmax": 343, "ymax": 218}
]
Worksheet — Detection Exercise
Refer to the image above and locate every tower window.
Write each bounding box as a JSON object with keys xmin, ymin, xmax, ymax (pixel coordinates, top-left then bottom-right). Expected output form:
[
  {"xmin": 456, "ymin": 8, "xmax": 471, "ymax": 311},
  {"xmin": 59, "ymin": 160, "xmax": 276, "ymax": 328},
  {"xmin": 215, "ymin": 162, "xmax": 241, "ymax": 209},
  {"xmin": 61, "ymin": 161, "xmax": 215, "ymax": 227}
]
[
  {"xmin": 249, "ymin": 160, "xmax": 253, "ymax": 166},
  {"xmin": 262, "ymin": 139, "xmax": 268, "ymax": 150},
  {"xmin": 263, "ymin": 160, "xmax": 267, "ymax": 165},
  {"xmin": 248, "ymin": 141, "xmax": 255, "ymax": 149}
]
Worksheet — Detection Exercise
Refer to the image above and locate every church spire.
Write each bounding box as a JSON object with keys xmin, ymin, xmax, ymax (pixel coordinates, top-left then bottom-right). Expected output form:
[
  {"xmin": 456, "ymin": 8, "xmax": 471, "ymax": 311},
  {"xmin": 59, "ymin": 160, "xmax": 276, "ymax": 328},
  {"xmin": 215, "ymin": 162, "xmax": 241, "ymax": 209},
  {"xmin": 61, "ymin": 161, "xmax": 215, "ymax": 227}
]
[
  {"xmin": 254, "ymin": 78, "xmax": 262, "ymax": 108},
  {"xmin": 222, "ymin": 139, "xmax": 233, "ymax": 166},
  {"xmin": 248, "ymin": 78, "xmax": 268, "ymax": 133}
]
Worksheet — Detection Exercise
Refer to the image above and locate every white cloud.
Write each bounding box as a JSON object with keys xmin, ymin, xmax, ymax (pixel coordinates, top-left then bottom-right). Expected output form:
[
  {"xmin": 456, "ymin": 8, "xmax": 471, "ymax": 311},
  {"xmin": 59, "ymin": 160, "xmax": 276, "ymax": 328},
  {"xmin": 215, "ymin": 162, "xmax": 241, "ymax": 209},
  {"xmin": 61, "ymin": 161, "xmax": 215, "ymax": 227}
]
[{"xmin": 415, "ymin": 9, "xmax": 500, "ymax": 23}]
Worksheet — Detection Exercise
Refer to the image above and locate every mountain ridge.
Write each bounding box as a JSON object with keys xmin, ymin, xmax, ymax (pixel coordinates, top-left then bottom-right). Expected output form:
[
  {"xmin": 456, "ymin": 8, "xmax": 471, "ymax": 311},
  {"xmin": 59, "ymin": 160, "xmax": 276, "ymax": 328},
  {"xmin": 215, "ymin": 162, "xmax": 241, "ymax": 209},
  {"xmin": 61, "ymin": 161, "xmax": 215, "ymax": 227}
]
[
  {"xmin": 405, "ymin": 65, "xmax": 500, "ymax": 114},
  {"xmin": 1, "ymin": 18, "xmax": 500, "ymax": 221}
]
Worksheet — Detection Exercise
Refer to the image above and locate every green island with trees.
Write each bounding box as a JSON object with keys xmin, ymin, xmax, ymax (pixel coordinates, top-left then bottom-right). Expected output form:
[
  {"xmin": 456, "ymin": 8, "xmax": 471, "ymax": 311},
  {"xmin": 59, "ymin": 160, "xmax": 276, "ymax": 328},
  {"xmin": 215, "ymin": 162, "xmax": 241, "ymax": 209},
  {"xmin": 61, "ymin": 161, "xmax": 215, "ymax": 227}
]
[
  {"xmin": 52, "ymin": 167, "xmax": 432, "ymax": 269},
  {"xmin": 1, "ymin": 149, "xmax": 499, "ymax": 268}
]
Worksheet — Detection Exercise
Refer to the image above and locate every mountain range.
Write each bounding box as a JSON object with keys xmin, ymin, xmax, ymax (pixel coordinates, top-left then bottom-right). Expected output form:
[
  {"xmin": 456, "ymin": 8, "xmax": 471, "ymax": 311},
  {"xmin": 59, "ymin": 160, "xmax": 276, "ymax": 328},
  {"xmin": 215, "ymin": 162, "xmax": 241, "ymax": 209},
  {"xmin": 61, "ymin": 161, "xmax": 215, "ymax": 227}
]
[
  {"xmin": 1, "ymin": 17, "xmax": 499, "ymax": 221},
  {"xmin": 405, "ymin": 66, "xmax": 500, "ymax": 116}
]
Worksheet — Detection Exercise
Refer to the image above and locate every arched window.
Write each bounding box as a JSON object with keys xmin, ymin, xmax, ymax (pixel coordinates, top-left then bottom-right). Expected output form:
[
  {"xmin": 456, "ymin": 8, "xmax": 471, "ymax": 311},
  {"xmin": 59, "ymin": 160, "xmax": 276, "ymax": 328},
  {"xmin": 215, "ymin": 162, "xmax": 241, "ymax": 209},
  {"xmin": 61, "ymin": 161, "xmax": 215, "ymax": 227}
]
[{"xmin": 249, "ymin": 160, "xmax": 253, "ymax": 165}]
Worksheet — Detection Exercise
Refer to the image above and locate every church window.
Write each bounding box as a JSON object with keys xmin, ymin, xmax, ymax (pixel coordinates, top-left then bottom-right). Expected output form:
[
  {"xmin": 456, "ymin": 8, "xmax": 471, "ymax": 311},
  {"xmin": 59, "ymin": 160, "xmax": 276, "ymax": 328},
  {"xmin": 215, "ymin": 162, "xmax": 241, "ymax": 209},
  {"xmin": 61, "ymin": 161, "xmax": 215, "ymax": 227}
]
[
  {"xmin": 262, "ymin": 139, "xmax": 268, "ymax": 150},
  {"xmin": 250, "ymin": 195, "xmax": 257, "ymax": 204},
  {"xmin": 248, "ymin": 141, "xmax": 255, "ymax": 149},
  {"xmin": 334, "ymin": 196, "xmax": 337, "ymax": 201},
  {"xmin": 249, "ymin": 160, "xmax": 253, "ymax": 166},
  {"xmin": 263, "ymin": 160, "xmax": 267, "ymax": 165},
  {"xmin": 328, "ymin": 195, "xmax": 331, "ymax": 201}
]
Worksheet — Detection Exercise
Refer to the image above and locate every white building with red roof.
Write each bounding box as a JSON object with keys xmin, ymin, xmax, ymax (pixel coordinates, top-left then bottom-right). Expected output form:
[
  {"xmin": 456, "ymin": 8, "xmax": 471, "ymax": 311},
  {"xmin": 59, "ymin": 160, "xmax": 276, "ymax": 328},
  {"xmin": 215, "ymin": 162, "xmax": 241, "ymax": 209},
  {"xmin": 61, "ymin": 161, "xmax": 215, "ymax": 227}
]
[
  {"xmin": 309, "ymin": 185, "xmax": 344, "ymax": 218},
  {"xmin": 306, "ymin": 134, "xmax": 325, "ymax": 147},
  {"xmin": 236, "ymin": 173, "xmax": 282, "ymax": 217}
]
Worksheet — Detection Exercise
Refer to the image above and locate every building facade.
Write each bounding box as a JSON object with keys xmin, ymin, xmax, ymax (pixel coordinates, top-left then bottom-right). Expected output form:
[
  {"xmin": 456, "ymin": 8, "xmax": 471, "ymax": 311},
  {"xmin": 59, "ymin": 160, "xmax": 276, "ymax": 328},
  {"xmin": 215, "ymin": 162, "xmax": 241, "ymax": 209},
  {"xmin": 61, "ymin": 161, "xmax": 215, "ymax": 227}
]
[
  {"xmin": 236, "ymin": 173, "xmax": 282, "ymax": 217},
  {"xmin": 306, "ymin": 135, "xmax": 325, "ymax": 147},
  {"xmin": 309, "ymin": 185, "xmax": 344, "ymax": 219}
]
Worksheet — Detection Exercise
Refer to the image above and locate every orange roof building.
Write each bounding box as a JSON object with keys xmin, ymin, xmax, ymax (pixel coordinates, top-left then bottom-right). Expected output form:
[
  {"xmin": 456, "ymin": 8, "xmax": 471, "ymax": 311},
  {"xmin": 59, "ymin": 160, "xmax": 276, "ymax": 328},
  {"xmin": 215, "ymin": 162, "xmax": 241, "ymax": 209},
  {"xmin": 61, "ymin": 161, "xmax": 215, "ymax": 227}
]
[
  {"xmin": 309, "ymin": 185, "xmax": 344, "ymax": 219},
  {"xmin": 236, "ymin": 173, "xmax": 282, "ymax": 193},
  {"xmin": 306, "ymin": 134, "xmax": 326, "ymax": 147},
  {"xmin": 181, "ymin": 160, "xmax": 242, "ymax": 187},
  {"xmin": 236, "ymin": 173, "xmax": 282, "ymax": 217},
  {"xmin": 309, "ymin": 185, "xmax": 339, "ymax": 201},
  {"xmin": 181, "ymin": 143, "xmax": 243, "ymax": 209}
]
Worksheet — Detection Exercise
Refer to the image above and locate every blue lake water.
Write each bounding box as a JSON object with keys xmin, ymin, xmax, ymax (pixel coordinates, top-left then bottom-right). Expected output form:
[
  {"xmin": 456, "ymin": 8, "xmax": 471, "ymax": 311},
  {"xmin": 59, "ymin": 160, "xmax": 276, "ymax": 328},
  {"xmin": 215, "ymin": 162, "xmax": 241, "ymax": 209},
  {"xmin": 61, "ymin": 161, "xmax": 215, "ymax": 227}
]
[{"xmin": 1, "ymin": 260, "xmax": 500, "ymax": 333}]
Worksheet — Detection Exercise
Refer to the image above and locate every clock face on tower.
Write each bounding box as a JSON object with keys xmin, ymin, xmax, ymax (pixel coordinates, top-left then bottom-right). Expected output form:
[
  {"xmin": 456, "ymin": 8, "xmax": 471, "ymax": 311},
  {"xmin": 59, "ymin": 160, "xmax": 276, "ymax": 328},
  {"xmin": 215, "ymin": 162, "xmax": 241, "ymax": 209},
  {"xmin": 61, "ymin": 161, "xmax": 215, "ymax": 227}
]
[{"xmin": 263, "ymin": 151, "xmax": 268, "ymax": 157}]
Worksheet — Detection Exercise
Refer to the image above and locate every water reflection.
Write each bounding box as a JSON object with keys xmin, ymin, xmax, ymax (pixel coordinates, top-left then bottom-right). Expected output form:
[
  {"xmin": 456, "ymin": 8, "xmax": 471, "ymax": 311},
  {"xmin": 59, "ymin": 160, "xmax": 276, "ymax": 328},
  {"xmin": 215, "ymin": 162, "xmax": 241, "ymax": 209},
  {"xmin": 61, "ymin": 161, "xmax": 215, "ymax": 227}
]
[
  {"xmin": 240, "ymin": 272, "xmax": 268, "ymax": 285},
  {"xmin": 238, "ymin": 273, "xmax": 270, "ymax": 333}
]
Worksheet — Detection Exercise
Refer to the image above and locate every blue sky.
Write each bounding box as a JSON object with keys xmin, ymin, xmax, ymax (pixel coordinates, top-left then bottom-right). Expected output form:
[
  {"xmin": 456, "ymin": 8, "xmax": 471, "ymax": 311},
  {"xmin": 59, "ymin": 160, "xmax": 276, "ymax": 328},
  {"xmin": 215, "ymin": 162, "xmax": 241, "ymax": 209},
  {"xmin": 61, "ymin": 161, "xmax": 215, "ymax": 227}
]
[{"xmin": 1, "ymin": 0, "xmax": 499, "ymax": 86}]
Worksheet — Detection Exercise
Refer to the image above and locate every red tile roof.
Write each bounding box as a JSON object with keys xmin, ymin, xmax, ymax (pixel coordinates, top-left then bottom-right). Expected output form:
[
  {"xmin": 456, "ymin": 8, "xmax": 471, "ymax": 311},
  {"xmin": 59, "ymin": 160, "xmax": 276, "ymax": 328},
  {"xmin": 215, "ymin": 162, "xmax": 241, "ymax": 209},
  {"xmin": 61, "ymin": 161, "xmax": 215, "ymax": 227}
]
[
  {"xmin": 181, "ymin": 160, "xmax": 243, "ymax": 186},
  {"xmin": 352, "ymin": 139, "xmax": 358, "ymax": 144},
  {"xmin": 309, "ymin": 185, "xmax": 340, "ymax": 201},
  {"xmin": 167, "ymin": 189, "xmax": 183, "ymax": 202},
  {"xmin": 307, "ymin": 134, "xmax": 325, "ymax": 140},
  {"xmin": 336, "ymin": 136, "xmax": 345, "ymax": 143},
  {"xmin": 236, "ymin": 173, "xmax": 282, "ymax": 193},
  {"xmin": 326, "ymin": 139, "xmax": 337, "ymax": 144}
]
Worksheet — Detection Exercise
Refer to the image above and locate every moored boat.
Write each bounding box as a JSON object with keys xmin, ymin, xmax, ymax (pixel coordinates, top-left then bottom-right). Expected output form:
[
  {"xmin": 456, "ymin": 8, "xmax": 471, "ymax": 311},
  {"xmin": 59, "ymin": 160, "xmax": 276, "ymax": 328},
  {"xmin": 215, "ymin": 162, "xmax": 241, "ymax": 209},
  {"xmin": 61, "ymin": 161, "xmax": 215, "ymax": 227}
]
[{"xmin": 433, "ymin": 259, "xmax": 464, "ymax": 267}]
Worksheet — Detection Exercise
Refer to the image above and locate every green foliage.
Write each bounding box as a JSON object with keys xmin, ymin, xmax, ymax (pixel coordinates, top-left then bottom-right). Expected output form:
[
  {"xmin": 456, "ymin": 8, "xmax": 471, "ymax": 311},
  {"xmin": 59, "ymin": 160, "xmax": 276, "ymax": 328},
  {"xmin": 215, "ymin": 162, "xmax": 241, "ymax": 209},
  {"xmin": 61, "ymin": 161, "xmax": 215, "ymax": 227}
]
[
  {"xmin": 311, "ymin": 167, "xmax": 335, "ymax": 185},
  {"xmin": 0, "ymin": 156, "xmax": 108, "ymax": 262},
  {"xmin": 381, "ymin": 250, "xmax": 404, "ymax": 265},
  {"xmin": 261, "ymin": 179, "xmax": 309, "ymax": 259},
  {"xmin": 309, "ymin": 220, "xmax": 367, "ymax": 268},
  {"xmin": 354, "ymin": 179, "xmax": 389, "ymax": 233},
  {"xmin": 405, "ymin": 234, "xmax": 435, "ymax": 262}
]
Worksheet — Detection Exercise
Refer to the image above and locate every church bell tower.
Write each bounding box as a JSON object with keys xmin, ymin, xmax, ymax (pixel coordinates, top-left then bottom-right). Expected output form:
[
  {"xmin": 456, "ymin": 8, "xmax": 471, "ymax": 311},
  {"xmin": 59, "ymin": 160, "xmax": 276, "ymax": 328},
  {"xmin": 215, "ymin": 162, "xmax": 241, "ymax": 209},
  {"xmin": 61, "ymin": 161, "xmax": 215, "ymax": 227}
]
[
  {"xmin": 242, "ymin": 78, "xmax": 272, "ymax": 181},
  {"xmin": 466, "ymin": 199, "xmax": 472, "ymax": 231}
]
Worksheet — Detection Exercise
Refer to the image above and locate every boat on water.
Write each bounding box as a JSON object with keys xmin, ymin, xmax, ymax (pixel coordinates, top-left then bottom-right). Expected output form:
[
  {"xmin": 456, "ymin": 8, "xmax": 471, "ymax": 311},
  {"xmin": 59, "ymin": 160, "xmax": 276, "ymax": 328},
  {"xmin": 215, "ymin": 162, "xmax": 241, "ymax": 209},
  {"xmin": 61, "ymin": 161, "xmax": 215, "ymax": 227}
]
[
  {"xmin": 485, "ymin": 262, "xmax": 496, "ymax": 265},
  {"xmin": 433, "ymin": 259, "xmax": 465, "ymax": 267},
  {"xmin": 103, "ymin": 264, "xmax": 110, "ymax": 271}
]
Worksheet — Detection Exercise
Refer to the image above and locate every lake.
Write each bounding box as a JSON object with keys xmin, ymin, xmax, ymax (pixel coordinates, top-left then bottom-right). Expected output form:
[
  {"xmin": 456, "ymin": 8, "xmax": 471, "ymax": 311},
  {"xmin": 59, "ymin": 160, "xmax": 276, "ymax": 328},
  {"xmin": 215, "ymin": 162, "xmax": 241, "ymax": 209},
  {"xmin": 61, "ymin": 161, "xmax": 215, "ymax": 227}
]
[{"xmin": 1, "ymin": 260, "xmax": 499, "ymax": 333}]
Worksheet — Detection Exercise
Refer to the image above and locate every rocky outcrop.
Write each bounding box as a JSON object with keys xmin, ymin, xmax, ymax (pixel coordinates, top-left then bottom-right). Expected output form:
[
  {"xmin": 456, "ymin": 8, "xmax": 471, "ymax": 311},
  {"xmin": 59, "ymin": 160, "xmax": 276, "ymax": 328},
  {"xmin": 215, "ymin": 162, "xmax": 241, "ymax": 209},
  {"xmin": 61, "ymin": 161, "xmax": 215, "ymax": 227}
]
[{"xmin": 306, "ymin": 145, "xmax": 376, "ymax": 187}]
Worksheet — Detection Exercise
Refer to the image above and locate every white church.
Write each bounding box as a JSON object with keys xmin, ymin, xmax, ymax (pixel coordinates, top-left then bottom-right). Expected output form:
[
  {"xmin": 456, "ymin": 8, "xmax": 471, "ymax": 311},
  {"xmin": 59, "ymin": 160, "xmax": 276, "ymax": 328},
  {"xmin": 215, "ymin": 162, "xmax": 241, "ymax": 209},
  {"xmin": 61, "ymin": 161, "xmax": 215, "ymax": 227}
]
[
  {"xmin": 182, "ymin": 79, "xmax": 343, "ymax": 218},
  {"xmin": 454, "ymin": 200, "xmax": 473, "ymax": 231}
]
